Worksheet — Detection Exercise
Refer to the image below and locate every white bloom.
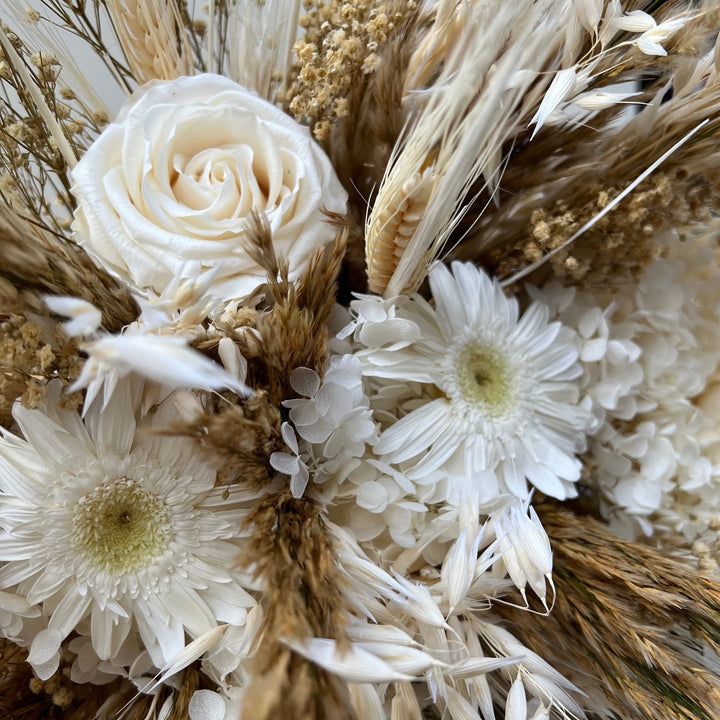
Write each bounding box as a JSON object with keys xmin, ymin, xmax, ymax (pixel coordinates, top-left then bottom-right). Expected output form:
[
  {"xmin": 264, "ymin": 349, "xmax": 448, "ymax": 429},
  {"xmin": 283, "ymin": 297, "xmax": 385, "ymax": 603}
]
[
  {"xmin": 71, "ymin": 73, "xmax": 347, "ymax": 302},
  {"xmin": 352, "ymin": 262, "xmax": 592, "ymax": 501},
  {"xmin": 0, "ymin": 381, "xmax": 256, "ymax": 679},
  {"xmin": 534, "ymin": 230, "xmax": 720, "ymax": 539}
]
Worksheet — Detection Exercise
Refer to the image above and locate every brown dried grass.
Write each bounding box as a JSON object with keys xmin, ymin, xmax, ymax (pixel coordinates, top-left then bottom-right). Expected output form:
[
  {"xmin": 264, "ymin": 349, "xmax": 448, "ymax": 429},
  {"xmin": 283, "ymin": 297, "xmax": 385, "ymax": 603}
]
[{"xmin": 497, "ymin": 505, "xmax": 720, "ymax": 720}]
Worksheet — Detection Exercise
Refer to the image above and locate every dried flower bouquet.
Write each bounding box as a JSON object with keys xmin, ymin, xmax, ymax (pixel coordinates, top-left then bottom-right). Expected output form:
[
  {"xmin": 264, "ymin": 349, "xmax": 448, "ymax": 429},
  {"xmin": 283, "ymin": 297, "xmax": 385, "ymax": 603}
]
[{"xmin": 0, "ymin": 1, "xmax": 720, "ymax": 719}]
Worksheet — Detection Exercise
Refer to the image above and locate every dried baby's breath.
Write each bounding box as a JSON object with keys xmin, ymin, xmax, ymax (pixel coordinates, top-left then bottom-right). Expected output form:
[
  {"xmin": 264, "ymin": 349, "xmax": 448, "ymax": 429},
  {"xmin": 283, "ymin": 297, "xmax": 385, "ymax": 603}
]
[{"xmin": 287, "ymin": 0, "xmax": 415, "ymax": 140}]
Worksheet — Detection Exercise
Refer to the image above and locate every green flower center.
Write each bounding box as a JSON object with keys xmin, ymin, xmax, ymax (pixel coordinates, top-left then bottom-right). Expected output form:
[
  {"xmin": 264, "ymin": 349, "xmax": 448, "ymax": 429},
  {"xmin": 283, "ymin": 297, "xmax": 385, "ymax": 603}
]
[
  {"xmin": 72, "ymin": 478, "xmax": 170, "ymax": 575},
  {"xmin": 453, "ymin": 343, "xmax": 517, "ymax": 418}
]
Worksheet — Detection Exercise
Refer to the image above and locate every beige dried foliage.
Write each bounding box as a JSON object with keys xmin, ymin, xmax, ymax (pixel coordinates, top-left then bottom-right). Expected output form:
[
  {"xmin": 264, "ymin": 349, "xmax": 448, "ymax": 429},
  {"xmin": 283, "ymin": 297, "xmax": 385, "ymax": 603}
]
[
  {"xmin": 241, "ymin": 492, "xmax": 355, "ymax": 720},
  {"xmin": 170, "ymin": 389, "xmax": 282, "ymax": 490},
  {"xmin": 241, "ymin": 211, "xmax": 347, "ymax": 401},
  {"xmin": 224, "ymin": 0, "xmax": 303, "ymax": 103},
  {"xmin": 0, "ymin": 639, "xmax": 142, "ymax": 720},
  {"xmin": 403, "ymin": 0, "xmax": 467, "ymax": 94},
  {"xmin": 499, "ymin": 505, "xmax": 720, "ymax": 720},
  {"xmin": 365, "ymin": 0, "xmax": 571, "ymax": 297},
  {"xmin": 490, "ymin": 170, "xmax": 709, "ymax": 285},
  {"xmin": 107, "ymin": 0, "xmax": 192, "ymax": 84},
  {"xmin": 0, "ymin": 206, "xmax": 138, "ymax": 331},
  {"xmin": 454, "ymin": 1, "xmax": 720, "ymax": 286}
]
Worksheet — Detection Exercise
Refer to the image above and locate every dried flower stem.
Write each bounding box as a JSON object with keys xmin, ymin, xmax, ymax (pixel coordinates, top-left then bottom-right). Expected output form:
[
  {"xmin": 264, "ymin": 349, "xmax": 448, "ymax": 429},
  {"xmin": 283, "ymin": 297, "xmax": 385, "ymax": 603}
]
[{"xmin": 0, "ymin": 23, "xmax": 76, "ymax": 169}]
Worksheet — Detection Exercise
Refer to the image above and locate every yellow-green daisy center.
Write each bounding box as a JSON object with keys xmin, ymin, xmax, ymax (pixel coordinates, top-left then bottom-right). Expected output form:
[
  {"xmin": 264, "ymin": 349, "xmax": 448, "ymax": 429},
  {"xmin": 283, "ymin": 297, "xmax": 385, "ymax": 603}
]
[
  {"xmin": 454, "ymin": 343, "xmax": 517, "ymax": 418},
  {"xmin": 72, "ymin": 478, "xmax": 170, "ymax": 575}
]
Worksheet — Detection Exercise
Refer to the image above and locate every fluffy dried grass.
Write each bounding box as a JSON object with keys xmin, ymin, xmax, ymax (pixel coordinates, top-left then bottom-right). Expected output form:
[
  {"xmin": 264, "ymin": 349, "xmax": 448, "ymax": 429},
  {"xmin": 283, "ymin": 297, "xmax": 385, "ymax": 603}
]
[
  {"xmin": 498, "ymin": 504, "xmax": 720, "ymax": 720},
  {"xmin": 241, "ymin": 492, "xmax": 355, "ymax": 720},
  {"xmin": 0, "ymin": 207, "xmax": 138, "ymax": 331}
]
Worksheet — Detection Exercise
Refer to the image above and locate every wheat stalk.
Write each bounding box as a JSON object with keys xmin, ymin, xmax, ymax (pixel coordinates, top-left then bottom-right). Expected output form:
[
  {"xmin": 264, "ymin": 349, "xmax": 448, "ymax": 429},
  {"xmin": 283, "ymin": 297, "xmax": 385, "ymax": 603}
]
[{"xmin": 107, "ymin": 0, "xmax": 192, "ymax": 85}]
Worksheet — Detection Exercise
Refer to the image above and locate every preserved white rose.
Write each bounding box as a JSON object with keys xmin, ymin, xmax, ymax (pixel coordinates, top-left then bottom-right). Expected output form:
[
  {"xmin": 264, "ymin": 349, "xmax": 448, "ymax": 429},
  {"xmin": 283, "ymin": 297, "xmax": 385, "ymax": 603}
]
[{"xmin": 71, "ymin": 74, "xmax": 348, "ymax": 302}]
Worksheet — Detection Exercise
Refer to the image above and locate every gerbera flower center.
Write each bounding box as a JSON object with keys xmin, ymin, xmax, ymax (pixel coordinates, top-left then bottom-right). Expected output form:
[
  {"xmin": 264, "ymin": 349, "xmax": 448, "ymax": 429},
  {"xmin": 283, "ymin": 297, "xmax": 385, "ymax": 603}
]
[
  {"xmin": 71, "ymin": 478, "xmax": 171, "ymax": 575},
  {"xmin": 452, "ymin": 342, "xmax": 518, "ymax": 419}
]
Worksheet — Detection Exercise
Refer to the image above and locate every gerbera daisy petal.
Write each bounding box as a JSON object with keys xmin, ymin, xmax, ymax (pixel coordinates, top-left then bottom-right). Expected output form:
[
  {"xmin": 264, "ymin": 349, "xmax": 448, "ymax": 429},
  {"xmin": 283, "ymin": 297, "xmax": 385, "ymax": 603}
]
[
  {"xmin": 0, "ymin": 379, "xmax": 256, "ymax": 676},
  {"xmin": 374, "ymin": 398, "xmax": 457, "ymax": 462},
  {"xmin": 355, "ymin": 262, "xmax": 592, "ymax": 500}
]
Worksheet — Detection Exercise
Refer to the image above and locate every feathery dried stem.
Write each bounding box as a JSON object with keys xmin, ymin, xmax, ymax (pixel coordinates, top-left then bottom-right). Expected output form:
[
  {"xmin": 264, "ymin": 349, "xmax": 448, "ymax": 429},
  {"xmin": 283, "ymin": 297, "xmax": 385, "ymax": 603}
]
[
  {"xmin": 241, "ymin": 211, "xmax": 347, "ymax": 401},
  {"xmin": 0, "ymin": 24, "xmax": 75, "ymax": 170},
  {"xmin": 225, "ymin": 0, "xmax": 303, "ymax": 103},
  {"xmin": 498, "ymin": 505, "xmax": 720, "ymax": 720},
  {"xmin": 0, "ymin": 206, "xmax": 139, "ymax": 331},
  {"xmin": 369, "ymin": 0, "xmax": 568, "ymax": 296},
  {"xmin": 241, "ymin": 492, "xmax": 356, "ymax": 720},
  {"xmin": 106, "ymin": 0, "xmax": 193, "ymax": 84}
]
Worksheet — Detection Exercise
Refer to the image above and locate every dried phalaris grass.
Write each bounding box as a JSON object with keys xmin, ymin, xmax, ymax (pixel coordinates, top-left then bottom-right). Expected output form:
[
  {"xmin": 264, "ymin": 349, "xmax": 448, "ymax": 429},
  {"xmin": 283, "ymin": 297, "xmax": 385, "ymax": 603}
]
[
  {"xmin": 366, "ymin": 164, "xmax": 433, "ymax": 294},
  {"xmin": 241, "ymin": 491, "xmax": 356, "ymax": 720},
  {"xmin": 107, "ymin": 0, "xmax": 193, "ymax": 85},
  {"xmin": 497, "ymin": 504, "xmax": 720, "ymax": 720},
  {"xmin": 0, "ymin": 206, "xmax": 139, "ymax": 332}
]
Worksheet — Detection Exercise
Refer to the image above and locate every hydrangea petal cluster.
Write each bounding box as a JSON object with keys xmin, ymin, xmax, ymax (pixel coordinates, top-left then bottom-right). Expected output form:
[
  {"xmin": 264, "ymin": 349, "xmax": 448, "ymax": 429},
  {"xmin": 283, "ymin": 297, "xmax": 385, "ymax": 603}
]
[{"xmin": 534, "ymin": 232, "xmax": 720, "ymax": 539}]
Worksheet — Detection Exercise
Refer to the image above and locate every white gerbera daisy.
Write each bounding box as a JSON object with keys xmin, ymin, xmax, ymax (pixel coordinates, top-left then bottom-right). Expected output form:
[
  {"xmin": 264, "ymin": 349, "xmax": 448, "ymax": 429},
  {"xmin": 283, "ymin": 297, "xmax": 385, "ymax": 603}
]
[
  {"xmin": 352, "ymin": 261, "xmax": 592, "ymax": 500},
  {"xmin": 0, "ymin": 380, "xmax": 255, "ymax": 680}
]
